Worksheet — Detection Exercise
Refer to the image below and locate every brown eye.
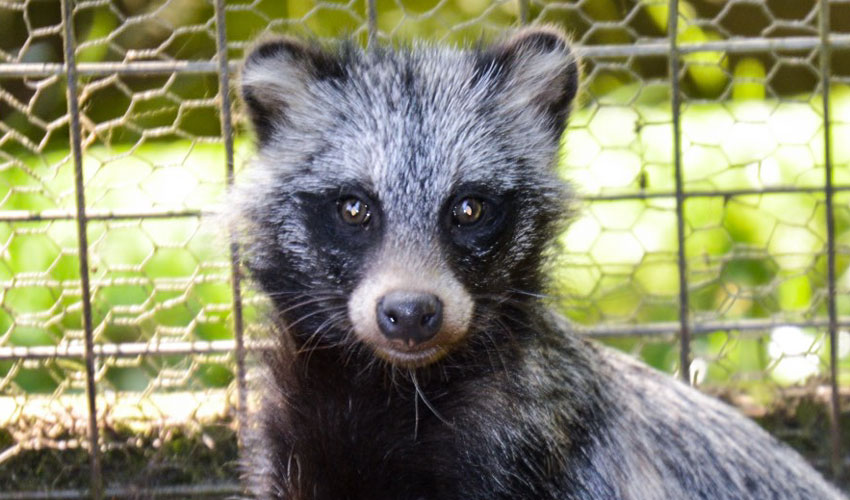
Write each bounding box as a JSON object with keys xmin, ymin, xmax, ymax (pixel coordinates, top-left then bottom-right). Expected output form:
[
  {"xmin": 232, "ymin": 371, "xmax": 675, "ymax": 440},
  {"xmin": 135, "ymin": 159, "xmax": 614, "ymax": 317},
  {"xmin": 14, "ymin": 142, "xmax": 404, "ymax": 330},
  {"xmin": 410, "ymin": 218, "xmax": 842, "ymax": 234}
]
[
  {"xmin": 453, "ymin": 198, "xmax": 484, "ymax": 226},
  {"xmin": 338, "ymin": 197, "xmax": 371, "ymax": 226}
]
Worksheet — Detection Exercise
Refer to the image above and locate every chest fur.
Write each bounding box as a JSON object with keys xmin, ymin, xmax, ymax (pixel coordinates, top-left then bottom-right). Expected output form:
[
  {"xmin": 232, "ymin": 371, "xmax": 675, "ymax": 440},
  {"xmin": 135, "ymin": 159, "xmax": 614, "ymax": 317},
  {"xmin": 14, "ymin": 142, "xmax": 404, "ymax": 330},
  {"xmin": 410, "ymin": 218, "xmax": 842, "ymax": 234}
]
[{"xmin": 255, "ymin": 356, "xmax": 566, "ymax": 499}]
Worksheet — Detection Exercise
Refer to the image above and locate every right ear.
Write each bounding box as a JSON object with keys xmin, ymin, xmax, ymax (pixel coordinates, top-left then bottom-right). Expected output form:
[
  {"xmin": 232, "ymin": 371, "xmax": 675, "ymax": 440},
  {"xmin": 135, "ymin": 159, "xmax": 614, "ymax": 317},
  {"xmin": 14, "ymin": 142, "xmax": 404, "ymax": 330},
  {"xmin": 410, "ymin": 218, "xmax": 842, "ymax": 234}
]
[
  {"xmin": 476, "ymin": 27, "xmax": 579, "ymax": 140},
  {"xmin": 240, "ymin": 38, "xmax": 346, "ymax": 146}
]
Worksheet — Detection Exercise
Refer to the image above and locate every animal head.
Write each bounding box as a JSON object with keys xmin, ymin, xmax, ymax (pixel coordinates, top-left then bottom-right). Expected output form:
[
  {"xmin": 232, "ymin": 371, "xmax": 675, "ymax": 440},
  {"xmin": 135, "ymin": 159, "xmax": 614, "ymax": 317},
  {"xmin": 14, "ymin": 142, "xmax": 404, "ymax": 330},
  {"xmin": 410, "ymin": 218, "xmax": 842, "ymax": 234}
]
[{"xmin": 236, "ymin": 27, "xmax": 578, "ymax": 368}]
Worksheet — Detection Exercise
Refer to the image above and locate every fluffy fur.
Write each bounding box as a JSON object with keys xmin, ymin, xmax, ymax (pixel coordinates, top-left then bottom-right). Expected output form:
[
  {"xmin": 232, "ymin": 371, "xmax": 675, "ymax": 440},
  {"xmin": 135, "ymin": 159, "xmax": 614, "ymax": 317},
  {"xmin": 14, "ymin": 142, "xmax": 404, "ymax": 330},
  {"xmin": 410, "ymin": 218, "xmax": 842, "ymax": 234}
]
[{"xmin": 233, "ymin": 28, "xmax": 845, "ymax": 499}]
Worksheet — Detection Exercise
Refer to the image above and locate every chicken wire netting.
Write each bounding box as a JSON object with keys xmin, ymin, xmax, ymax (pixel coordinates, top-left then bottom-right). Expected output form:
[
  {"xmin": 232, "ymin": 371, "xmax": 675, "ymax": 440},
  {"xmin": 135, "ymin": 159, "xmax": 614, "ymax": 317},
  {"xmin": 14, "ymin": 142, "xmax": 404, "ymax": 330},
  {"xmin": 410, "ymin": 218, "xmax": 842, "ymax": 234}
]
[{"xmin": 1, "ymin": 0, "xmax": 849, "ymax": 497}]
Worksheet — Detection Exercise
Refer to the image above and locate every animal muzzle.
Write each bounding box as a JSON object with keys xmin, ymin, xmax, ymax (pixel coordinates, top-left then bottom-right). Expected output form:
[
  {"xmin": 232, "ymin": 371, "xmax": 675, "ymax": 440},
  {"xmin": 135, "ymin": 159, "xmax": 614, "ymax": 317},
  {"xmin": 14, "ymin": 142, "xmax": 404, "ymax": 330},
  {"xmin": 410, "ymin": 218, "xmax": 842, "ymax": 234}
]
[
  {"xmin": 347, "ymin": 257, "xmax": 473, "ymax": 367},
  {"xmin": 376, "ymin": 291, "xmax": 444, "ymax": 347}
]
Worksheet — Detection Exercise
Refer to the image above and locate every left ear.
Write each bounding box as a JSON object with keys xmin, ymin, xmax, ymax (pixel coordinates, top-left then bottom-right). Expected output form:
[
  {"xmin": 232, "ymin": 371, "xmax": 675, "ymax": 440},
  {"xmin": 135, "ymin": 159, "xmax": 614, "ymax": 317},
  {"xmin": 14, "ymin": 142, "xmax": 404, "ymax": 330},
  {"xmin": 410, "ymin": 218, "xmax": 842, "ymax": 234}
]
[{"xmin": 478, "ymin": 26, "xmax": 580, "ymax": 138}]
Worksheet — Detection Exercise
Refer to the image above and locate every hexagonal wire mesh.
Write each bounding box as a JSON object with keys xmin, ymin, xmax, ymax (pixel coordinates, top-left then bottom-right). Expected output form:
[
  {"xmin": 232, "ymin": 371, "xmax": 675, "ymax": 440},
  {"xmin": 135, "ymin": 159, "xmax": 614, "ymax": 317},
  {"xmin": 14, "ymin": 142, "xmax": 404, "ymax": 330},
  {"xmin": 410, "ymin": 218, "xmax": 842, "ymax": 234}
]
[{"xmin": 0, "ymin": 0, "xmax": 849, "ymax": 497}]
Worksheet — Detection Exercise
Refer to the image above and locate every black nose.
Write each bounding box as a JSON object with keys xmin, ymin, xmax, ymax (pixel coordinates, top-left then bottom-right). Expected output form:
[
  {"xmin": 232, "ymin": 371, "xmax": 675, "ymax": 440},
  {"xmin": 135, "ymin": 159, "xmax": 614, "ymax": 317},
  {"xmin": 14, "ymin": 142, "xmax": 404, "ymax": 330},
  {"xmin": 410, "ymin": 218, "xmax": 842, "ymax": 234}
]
[{"xmin": 376, "ymin": 291, "xmax": 443, "ymax": 346}]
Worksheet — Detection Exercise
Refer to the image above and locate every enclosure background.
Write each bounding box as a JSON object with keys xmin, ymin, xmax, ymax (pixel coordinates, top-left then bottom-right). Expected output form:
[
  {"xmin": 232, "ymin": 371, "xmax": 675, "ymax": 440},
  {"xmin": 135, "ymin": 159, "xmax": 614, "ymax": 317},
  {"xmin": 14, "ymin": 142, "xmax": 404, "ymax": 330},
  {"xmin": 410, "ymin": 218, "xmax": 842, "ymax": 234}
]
[{"xmin": 1, "ymin": 0, "xmax": 849, "ymax": 497}]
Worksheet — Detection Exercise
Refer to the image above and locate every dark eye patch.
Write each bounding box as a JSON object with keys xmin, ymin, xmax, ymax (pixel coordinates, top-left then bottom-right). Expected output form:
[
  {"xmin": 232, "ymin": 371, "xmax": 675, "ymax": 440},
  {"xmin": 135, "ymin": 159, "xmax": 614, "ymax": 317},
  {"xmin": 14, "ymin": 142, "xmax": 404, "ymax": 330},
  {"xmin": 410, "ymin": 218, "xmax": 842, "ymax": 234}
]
[
  {"xmin": 443, "ymin": 186, "xmax": 515, "ymax": 256},
  {"xmin": 295, "ymin": 187, "xmax": 382, "ymax": 279}
]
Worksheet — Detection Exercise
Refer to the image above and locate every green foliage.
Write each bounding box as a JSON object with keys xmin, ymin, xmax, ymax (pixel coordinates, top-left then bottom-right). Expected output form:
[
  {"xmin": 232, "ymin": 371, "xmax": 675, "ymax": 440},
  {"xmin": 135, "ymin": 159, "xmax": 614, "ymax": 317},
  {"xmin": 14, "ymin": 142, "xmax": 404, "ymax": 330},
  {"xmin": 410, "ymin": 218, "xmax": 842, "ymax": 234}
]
[{"xmin": 556, "ymin": 86, "xmax": 850, "ymax": 389}]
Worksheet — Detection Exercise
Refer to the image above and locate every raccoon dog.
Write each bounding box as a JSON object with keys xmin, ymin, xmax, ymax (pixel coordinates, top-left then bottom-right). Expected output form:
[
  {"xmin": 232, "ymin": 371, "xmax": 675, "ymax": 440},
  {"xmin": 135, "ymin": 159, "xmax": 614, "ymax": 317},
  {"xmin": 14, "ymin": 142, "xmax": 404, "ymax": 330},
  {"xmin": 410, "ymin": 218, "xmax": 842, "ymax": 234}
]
[{"xmin": 234, "ymin": 27, "xmax": 845, "ymax": 499}]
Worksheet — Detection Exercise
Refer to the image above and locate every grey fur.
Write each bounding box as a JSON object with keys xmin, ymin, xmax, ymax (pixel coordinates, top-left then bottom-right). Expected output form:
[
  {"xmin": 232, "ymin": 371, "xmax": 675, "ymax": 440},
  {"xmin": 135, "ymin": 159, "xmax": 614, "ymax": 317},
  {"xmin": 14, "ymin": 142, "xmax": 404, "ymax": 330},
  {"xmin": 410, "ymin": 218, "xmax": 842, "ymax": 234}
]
[{"xmin": 233, "ymin": 28, "xmax": 845, "ymax": 500}]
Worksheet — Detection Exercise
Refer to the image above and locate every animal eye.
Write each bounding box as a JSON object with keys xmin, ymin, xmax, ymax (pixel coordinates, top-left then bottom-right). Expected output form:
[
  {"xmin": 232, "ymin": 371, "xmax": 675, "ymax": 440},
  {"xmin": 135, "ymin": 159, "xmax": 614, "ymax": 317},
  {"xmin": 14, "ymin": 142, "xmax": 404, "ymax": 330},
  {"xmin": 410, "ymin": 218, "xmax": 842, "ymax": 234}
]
[
  {"xmin": 338, "ymin": 197, "xmax": 371, "ymax": 226},
  {"xmin": 452, "ymin": 198, "xmax": 484, "ymax": 226}
]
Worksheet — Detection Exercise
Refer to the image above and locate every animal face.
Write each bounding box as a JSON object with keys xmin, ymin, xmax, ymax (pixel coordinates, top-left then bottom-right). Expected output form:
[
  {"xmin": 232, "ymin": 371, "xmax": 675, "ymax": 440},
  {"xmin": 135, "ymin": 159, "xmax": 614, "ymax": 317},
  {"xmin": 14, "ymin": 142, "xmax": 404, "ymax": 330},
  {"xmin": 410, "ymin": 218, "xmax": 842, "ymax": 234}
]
[{"xmin": 237, "ymin": 28, "xmax": 579, "ymax": 367}]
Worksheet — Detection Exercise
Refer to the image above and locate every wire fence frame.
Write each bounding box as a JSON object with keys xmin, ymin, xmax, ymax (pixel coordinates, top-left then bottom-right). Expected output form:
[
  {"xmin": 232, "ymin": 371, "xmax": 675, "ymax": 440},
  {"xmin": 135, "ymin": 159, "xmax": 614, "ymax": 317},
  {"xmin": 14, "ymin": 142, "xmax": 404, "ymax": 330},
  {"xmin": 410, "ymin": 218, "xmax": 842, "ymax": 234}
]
[{"xmin": 1, "ymin": 0, "xmax": 848, "ymax": 497}]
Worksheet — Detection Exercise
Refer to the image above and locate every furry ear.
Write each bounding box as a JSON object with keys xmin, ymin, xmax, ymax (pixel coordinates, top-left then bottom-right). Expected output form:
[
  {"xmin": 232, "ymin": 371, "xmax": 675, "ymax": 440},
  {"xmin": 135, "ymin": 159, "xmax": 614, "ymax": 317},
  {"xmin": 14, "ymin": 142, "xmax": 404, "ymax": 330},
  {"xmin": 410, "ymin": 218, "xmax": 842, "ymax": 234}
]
[
  {"xmin": 240, "ymin": 38, "xmax": 346, "ymax": 145},
  {"xmin": 479, "ymin": 27, "xmax": 579, "ymax": 138}
]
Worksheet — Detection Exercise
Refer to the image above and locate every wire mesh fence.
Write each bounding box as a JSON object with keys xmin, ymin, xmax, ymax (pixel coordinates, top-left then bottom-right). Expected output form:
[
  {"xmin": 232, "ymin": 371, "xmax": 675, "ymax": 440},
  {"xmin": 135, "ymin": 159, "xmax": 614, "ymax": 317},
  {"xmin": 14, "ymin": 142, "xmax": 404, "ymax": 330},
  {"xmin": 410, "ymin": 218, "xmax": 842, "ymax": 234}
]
[{"xmin": 0, "ymin": 0, "xmax": 849, "ymax": 497}]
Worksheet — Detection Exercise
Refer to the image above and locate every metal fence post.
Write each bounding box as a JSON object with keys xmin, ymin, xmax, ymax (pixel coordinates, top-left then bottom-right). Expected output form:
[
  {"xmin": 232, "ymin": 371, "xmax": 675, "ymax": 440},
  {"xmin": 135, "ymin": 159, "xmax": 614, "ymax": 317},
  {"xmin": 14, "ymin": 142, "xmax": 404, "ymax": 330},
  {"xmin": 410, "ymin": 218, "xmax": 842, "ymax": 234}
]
[
  {"xmin": 59, "ymin": 0, "xmax": 103, "ymax": 496},
  {"xmin": 213, "ymin": 0, "xmax": 249, "ymax": 457},
  {"xmin": 819, "ymin": 0, "xmax": 842, "ymax": 481},
  {"xmin": 667, "ymin": 0, "xmax": 691, "ymax": 384}
]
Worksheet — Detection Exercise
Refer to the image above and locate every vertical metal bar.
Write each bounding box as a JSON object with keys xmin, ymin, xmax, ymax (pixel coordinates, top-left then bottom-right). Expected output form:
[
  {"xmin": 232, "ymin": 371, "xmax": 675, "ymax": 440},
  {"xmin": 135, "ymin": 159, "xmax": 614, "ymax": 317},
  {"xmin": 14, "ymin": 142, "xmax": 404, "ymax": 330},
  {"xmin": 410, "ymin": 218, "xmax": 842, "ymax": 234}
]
[
  {"xmin": 518, "ymin": 0, "xmax": 529, "ymax": 25},
  {"xmin": 668, "ymin": 0, "xmax": 691, "ymax": 384},
  {"xmin": 213, "ymin": 0, "xmax": 248, "ymax": 451},
  {"xmin": 819, "ymin": 0, "xmax": 842, "ymax": 481},
  {"xmin": 60, "ymin": 0, "xmax": 102, "ymax": 496},
  {"xmin": 367, "ymin": 0, "xmax": 377, "ymax": 47}
]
